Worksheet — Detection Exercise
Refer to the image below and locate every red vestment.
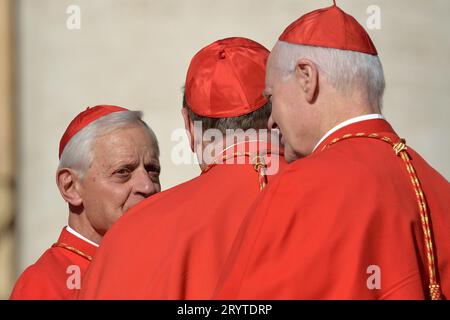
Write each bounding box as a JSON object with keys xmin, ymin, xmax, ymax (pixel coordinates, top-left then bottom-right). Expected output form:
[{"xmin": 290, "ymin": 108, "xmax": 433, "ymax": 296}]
[
  {"xmin": 215, "ymin": 119, "xmax": 450, "ymax": 299},
  {"xmin": 10, "ymin": 227, "xmax": 97, "ymax": 300},
  {"xmin": 79, "ymin": 141, "xmax": 286, "ymax": 299}
]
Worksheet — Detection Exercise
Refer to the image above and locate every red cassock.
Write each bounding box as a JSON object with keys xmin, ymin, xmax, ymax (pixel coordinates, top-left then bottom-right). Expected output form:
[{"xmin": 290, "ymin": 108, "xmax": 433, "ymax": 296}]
[
  {"xmin": 79, "ymin": 141, "xmax": 286, "ymax": 299},
  {"xmin": 214, "ymin": 119, "xmax": 450, "ymax": 300},
  {"xmin": 10, "ymin": 227, "xmax": 97, "ymax": 300}
]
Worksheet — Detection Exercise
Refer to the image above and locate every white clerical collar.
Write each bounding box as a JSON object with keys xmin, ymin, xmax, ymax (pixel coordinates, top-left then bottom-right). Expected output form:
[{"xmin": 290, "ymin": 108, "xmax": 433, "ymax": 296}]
[
  {"xmin": 312, "ymin": 114, "xmax": 385, "ymax": 152},
  {"xmin": 66, "ymin": 225, "xmax": 99, "ymax": 247}
]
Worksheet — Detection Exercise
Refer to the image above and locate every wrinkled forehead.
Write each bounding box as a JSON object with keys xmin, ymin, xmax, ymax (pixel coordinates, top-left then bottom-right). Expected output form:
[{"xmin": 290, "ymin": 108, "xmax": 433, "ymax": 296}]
[{"xmin": 93, "ymin": 125, "xmax": 159, "ymax": 161}]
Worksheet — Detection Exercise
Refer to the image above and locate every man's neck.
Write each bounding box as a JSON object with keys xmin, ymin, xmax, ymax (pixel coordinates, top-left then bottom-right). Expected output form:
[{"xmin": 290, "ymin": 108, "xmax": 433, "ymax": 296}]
[
  {"xmin": 196, "ymin": 133, "xmax": 274, "ymax": 170},
  {"xmin": 313, "ymin": 113, "xmax": 385, "ymax": 152},
  {"xmin": 66, "ymin": 225, "xmax": 99, "ymax": 247},
  {"xmin": 68, "ymin": 212, "xmax": 102, "ymax": 245}
]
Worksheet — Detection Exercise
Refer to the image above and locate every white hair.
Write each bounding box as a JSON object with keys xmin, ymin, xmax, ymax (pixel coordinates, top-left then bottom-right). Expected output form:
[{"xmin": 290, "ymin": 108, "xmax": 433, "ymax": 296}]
[
  {"xmin": 275, "ymin": 41, "xmax": 386, "ymax": 109},
  {"xmin": 58, "ymin": 111, "xmax": 159, "ymax": 179}
]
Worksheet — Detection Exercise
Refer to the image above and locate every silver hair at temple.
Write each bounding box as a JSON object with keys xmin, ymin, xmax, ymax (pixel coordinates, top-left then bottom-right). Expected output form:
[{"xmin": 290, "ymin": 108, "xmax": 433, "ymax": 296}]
[
  {"xmin": 58, "ymin": 111, "xmax": 159, "ymax": 179},
  {"xmin": 275, "ymin": 41, "xmax": 386, "ymax": 110}
]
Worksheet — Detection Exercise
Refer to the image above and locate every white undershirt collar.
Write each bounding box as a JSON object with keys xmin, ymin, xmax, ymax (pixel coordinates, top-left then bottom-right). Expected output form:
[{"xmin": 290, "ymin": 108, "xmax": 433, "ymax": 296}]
[
  {"xmin": 312, "ymin": 114, "xmax": 385, "ymax": 152},
  {"xmin": 66, "ymin": 225, "xmax": 99, "ymax": 247}
]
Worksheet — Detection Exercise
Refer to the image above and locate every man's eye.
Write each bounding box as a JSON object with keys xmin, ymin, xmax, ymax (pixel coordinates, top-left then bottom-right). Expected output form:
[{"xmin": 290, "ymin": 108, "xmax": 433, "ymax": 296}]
[
  {"xmin": 149, "ymin": 171, "xmax": 160, "ymax": 177},
  {"xmin": 114, "ymin": 168, "xmax": 131, "ymax": 176},
  {"xmin": 145, "ymin": 164, "xmax": 161, "ymax": 175}
]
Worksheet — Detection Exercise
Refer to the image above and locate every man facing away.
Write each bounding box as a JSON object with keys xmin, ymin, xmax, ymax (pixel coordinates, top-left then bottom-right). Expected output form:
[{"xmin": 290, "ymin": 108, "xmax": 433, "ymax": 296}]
[
  {"xmin": 214, "ymin": 4, "xmax": 450, "ymax": 300},
  {"xmin": 79, "ymin": 37, "xmax": 287, "ymax": 299}
]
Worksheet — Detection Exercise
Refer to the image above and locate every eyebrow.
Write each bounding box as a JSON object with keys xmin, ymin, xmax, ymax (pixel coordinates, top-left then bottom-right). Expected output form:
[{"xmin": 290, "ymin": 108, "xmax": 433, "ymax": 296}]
[
  {"xmin": 110, "ymin": 158, "xmax": 140, "ymax": 170},
  {"xmin": 145, "ymin": 155, "xmax": 161, "ymax": 166}
]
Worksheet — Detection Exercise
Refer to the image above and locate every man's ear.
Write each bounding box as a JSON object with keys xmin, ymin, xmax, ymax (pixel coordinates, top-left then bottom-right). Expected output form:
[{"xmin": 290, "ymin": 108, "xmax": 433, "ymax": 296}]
[
  {"xmin": 56, "ymin": 168, "xmax": 83, "ymax": 207},
  {"xmin": 181, "ymin": 108, "xmax": 195, "ymax": 152},
  {"xmin": 295, "ymin": 58, "xmax": 319, "ymax": 103}
]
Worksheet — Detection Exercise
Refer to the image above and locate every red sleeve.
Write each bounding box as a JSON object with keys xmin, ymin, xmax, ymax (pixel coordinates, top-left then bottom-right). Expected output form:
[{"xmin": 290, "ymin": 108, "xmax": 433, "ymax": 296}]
[{"xmin": 10, "ymin": 265, "xmax": 61, "ymax": 300}]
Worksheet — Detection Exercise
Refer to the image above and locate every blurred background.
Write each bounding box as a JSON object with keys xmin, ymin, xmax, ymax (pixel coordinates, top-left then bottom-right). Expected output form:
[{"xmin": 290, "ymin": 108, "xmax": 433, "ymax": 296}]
[{"xmin": 0, "ymin": 0, "xmax": 449, "ymax": 299}]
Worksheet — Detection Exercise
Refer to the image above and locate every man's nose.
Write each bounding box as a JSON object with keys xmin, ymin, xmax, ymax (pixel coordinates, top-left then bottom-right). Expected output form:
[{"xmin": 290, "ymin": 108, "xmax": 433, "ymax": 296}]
[{"xmin": 134, "ymin": 169, "xmax": 158, "ymax": 198}]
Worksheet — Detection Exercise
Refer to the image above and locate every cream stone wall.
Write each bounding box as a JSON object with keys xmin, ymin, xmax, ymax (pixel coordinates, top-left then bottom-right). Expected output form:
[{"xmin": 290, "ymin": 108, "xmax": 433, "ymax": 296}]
[
  {"xmin": 0, "ymin": 0, "xmax": 15, "ymax": 300},
  {"xmin": 3, "ymin": 0, "xmax": 449, "ymax": 297}
]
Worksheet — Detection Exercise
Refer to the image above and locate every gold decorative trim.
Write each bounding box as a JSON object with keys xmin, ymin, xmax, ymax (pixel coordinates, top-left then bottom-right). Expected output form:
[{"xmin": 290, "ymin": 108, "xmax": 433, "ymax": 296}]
[
  {"xmin": 52, "ymin": 242, "xmax": 93, "ymax": 261},
  {"xmin": 202, "ymin": 151, "xmax": 273, "ymax": 190},
  {"xmin": 325, "ymin": 133, "xmax": 442, "ymax": 300}
]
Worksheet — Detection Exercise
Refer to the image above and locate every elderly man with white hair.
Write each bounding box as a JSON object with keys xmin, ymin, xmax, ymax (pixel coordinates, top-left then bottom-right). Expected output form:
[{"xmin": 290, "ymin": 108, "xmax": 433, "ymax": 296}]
[
  {"xmin": 215, "ymin": 3, "xmax": 450, "ymax": 300},
  {"xmin": 11, "ymin": 105, "xmax": 161, "ymax": 299}
]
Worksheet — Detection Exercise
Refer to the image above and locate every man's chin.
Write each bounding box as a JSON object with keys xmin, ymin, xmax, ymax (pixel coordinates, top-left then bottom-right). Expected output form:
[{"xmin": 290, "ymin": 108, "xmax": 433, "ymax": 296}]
[
  {"xmin": 284, "ymin": 145, "xmax": 301, "ymax": 163},
  {"xmin": 284, "ymin": 154, "xmax": 297, "ymax": 163}
]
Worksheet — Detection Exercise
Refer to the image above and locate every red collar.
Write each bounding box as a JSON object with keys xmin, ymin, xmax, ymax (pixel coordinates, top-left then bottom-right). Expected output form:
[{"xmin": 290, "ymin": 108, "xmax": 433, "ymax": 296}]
[
  {"xmin": 313, "ymin": 119, "xmax": 399, "ymax": 155},
  {"xmin": 52, "ymin": 227, "xmax": 97, "ymax": 261},
  {"xmin": 201, "ymin": 139, "xmax": 284, "ymax": 174}
]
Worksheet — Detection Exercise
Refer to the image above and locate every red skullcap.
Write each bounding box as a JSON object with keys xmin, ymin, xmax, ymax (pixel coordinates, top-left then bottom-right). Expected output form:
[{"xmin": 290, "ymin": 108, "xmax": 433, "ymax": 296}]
[
  {"xmin": 279, "ymin": 2, "xmax": 378, "ymax": 55},
  {"xmin": 185, "ymin": 37, "xmax": 269, "ymax": 118},
  {"xmin": 59, "ymin": 105, "xmax": 128, "ymax": 159}
]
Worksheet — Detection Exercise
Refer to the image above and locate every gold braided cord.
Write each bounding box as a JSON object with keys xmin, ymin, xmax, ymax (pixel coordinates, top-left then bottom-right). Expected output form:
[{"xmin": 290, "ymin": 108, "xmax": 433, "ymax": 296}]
[
  {"xmin": 324, "ymin": 133, "xmax": 442, "ymax": 300},
  {"xmin": 252, "ymin": 155, "xmax": 268, "ymax": 190},
  {"xmin": 201, "ymin": 152, "xmax": 270, "ymax": 190},
  {"xmin": 52, "ymin": 242, "xmax": 93, "ymax": 261}
]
